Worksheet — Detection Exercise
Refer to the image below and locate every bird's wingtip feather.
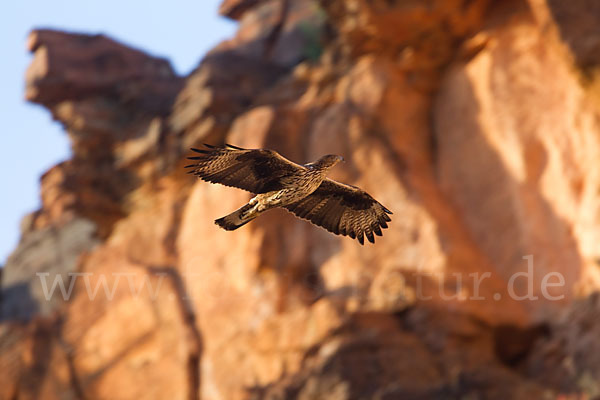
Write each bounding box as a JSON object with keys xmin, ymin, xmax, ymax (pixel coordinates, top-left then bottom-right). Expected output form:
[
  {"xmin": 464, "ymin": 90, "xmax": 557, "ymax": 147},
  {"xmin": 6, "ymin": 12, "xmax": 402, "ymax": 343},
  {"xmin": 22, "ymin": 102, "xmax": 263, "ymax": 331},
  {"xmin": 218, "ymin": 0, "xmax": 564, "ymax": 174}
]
[{"xmin": 191, "ymin": 147, "xmax": 207, "ymax": 153}]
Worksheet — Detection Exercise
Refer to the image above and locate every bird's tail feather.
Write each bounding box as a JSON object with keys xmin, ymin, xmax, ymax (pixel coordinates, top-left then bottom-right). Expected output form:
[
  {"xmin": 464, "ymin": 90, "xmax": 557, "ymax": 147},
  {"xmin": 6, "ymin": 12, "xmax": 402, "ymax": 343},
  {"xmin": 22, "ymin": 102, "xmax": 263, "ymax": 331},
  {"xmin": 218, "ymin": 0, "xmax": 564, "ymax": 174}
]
[{"xmin": 215, "ymin": 202, "xmax": 258, "ymax": 231}]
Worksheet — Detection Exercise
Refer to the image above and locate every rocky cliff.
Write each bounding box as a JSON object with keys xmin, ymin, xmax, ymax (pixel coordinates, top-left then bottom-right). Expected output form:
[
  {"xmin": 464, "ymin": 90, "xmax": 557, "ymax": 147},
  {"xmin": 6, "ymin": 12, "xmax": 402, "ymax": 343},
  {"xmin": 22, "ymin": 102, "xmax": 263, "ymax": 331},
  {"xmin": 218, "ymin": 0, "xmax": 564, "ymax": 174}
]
[{"xmin": 2, "ymin": 0, "xmax": 600, "ymax": 399}]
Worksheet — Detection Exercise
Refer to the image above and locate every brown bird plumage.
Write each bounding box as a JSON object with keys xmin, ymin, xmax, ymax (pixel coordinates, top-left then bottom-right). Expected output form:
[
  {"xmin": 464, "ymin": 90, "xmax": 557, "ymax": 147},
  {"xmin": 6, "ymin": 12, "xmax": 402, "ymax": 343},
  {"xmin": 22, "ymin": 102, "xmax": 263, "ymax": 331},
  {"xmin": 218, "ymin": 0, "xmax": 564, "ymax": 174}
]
[{"xmin": 185, "ymin": 144, "xmax": 392, "ymax": 244}]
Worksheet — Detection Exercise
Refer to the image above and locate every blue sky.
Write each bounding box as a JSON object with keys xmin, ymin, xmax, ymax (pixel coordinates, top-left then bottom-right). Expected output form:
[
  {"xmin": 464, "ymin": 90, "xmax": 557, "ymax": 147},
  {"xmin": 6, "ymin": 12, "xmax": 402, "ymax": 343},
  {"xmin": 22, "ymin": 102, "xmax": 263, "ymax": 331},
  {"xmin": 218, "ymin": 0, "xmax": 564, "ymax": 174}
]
[{"xmin": 0, "ymin": 1, "xmax": 237, "ymax": 264}]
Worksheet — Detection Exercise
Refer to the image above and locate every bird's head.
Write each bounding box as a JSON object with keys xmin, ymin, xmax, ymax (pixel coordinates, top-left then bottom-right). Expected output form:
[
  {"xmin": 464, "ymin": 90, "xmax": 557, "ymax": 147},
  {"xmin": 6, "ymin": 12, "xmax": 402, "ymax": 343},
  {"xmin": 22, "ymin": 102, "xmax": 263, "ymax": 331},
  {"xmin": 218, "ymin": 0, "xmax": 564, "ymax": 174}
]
[{"xmin": 312, "ymin": 154, "xmax": 345, "ymax": 170}]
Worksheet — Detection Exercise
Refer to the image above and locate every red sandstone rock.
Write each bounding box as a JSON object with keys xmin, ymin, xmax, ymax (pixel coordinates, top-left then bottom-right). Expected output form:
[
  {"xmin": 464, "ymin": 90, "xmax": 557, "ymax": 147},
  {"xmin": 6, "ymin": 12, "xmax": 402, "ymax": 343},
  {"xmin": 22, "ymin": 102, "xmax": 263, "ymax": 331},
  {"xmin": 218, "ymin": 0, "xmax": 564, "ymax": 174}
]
[
  {"xmin": 219, "ymin": 0, "xmax": 259, "ymax": 20},
  {"xmin": 2, "ymin": 0, "xmax": 600, "ymax": 399}
]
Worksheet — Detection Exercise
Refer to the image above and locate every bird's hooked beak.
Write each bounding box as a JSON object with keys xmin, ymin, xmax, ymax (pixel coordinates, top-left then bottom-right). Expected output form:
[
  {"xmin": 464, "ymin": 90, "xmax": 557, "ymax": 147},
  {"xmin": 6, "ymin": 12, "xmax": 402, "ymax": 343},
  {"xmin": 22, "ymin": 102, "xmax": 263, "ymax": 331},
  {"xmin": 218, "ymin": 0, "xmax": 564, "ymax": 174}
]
[{"xmin": 338, "ymin": 155, "xmax": 345, "ymax": 163}]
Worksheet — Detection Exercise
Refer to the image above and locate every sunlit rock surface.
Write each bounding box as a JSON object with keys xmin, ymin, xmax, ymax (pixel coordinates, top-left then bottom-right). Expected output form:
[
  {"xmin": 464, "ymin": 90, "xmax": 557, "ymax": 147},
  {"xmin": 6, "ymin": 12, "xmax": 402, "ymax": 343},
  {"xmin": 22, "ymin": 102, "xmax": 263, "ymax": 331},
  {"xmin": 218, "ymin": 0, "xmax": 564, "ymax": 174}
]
[{"xmin": 2, "ymin": 0, "xmax": 600, "ymax": 399}]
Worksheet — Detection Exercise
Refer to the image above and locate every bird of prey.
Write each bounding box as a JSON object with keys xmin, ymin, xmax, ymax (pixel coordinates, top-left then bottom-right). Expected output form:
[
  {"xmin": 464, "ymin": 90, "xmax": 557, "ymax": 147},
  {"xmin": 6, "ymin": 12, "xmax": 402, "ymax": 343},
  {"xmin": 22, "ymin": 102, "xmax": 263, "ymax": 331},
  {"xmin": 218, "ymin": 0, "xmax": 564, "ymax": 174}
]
[{"xmin": 185, "ymin": 144, "xmax": 392, "ymax": 244}]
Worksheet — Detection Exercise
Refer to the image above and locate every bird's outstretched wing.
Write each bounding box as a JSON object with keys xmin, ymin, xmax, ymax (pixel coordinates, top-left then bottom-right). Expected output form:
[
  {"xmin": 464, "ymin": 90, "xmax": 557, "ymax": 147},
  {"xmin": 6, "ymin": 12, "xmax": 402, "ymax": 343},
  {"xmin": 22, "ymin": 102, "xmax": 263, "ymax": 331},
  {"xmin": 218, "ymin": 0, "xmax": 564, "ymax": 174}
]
[
  {"xmin": 185, "ymin": 144, "xmax": 304, "ymax": 194},
  {"xmin": 284, "ymin": 179, "xmax": 392, "ymax": 245}
]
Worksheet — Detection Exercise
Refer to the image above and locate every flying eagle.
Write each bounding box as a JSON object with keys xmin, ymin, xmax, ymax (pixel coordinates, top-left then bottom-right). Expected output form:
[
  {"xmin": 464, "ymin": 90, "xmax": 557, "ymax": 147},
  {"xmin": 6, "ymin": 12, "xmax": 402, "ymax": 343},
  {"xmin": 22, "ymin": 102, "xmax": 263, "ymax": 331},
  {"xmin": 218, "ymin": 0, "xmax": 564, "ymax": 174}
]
[{"xmin": 185, "ymin": 144, "xmax": 392, "ymax": 244}]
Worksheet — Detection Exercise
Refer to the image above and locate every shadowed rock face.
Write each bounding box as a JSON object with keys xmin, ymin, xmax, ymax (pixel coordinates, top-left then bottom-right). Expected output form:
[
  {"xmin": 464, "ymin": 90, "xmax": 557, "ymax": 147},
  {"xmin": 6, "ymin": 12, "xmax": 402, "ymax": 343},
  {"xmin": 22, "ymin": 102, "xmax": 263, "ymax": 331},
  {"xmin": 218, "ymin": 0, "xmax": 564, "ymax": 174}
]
[
  {"xmin": 2, "ymin": 0, "xmax": 600, "ymax": 399},
  {"xmin": 0, "ymin": 218, "xmax": 99, "ymax": 321}
]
